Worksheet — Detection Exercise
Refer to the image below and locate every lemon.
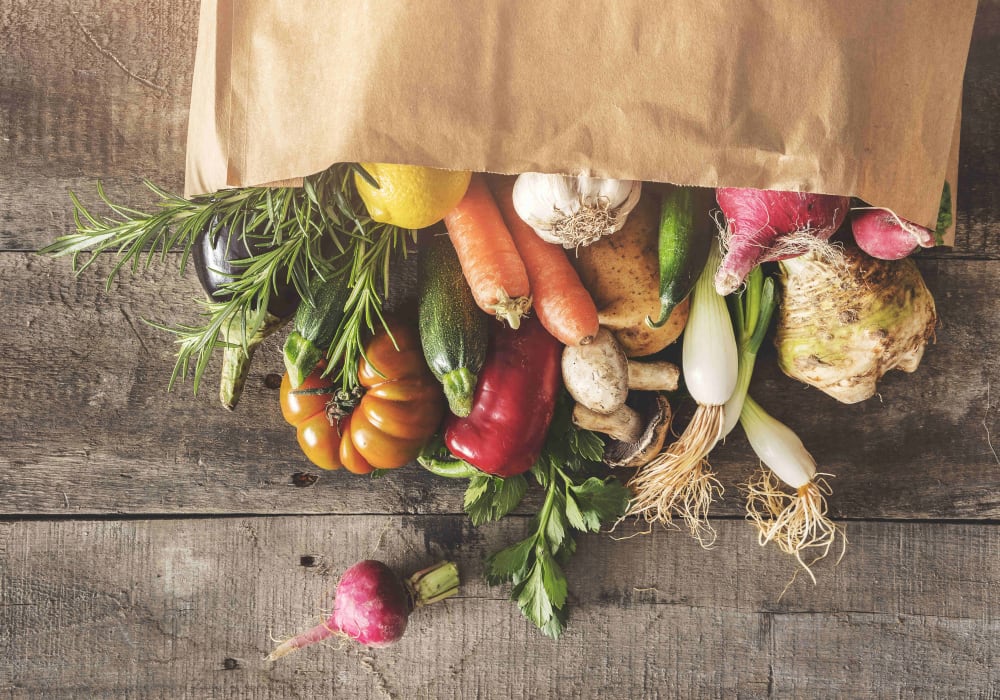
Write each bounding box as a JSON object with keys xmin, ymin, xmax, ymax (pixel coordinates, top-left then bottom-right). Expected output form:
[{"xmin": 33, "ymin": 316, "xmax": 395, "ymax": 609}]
[{"xmin": 355, "ymin": 163, "xmax": 472, "ymax": 230}]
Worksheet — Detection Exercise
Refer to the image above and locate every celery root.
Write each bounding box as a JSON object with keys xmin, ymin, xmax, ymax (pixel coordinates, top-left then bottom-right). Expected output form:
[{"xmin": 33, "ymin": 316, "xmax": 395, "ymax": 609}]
[{"xmin": 775, "ymin": 243, "xmax": 937, "ymax": 404}]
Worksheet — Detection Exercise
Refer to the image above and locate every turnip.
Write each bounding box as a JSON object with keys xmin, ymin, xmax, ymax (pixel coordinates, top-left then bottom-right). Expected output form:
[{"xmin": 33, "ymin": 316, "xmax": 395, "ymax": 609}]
[
  {"xmin": 850, "ymin": 208, "xmax": 935, "ymax": 260},
  {"xmin": 775, "ymin": 242, "xmax": 937, "ymax": 404},
  {"xmin": 266, "ymin": 559, "xmax": 459, "ymax": 659},
  {"xmin": 714, "ymin": 188, "xmax": 850, "ymax": 295}
]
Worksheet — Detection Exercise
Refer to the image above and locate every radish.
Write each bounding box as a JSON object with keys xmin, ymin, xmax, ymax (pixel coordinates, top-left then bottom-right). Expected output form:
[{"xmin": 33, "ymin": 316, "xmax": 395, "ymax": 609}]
[
  {"xmin": 850, "ymin": 208, "xmax": 935, "ymax": 260},
  {"xmin": 714, "ymin": 188, "xmax": 850, "ymax": 295},
  {"xmin": 266, "ymin": 559, "xmax": 459, "ymax": 659}
]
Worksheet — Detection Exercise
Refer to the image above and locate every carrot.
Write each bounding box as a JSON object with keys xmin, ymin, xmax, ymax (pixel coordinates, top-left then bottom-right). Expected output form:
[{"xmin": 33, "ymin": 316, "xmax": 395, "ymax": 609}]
[
  {"xmin": 443, "ymin": 174, "xmax": 532, "ymax": 329},
  {"xmin": 492, "ymin": 176, "xmax": 600, "ymax": 346}
]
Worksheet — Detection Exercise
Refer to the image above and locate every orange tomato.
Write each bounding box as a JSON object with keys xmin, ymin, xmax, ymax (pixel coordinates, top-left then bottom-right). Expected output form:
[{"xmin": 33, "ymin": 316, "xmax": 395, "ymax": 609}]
[{"xmin": 279, "ymin": 324, "xmax": 445, "ymax": 473}]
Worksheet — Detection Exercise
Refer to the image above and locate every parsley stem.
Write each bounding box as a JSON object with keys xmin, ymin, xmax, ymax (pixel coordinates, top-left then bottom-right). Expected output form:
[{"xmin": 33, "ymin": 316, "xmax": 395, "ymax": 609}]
[{"xmin": 534, "ymin": 462, "xmax": 559, "ymax": 548}]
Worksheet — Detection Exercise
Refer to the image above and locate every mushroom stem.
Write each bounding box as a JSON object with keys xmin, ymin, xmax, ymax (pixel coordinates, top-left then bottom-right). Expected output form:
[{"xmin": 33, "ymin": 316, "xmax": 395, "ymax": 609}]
[
  {"xmin": 628, "ymin": 361, "xmax": 680, "ymax": 392},
  {"xmin": 572, "ymin": 403, "xmax": 644, "ymax": 444}
]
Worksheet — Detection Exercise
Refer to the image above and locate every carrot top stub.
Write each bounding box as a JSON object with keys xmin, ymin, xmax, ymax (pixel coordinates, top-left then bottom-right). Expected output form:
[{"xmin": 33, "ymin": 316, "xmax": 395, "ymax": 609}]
[{"xmin": 443, "ymin": 174, "xmax": 532, "ymax": 328}]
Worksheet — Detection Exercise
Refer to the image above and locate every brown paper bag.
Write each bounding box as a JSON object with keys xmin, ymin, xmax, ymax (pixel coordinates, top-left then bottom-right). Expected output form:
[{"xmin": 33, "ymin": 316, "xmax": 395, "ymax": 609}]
[{"xmin": 186, "ymin": 0, "xmax": 976, "ymax": 242}]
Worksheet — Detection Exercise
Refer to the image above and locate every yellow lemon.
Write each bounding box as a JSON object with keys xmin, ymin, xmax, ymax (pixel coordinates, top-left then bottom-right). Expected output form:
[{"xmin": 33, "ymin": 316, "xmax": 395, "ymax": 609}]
[{"xmin": 355, "ymin": 163, "xmax": 472, "ymax": 230}]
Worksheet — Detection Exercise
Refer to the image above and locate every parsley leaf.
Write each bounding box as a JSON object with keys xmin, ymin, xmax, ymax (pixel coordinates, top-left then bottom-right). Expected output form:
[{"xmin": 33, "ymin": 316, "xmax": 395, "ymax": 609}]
[
  {"xmin": 543, "ymin": 490, "xmax": 570, "ymax": 551},
  {"xmin": 464, "ymin": 474, "xmax": 528, "ymax": 526},
  {"xmin": 514, "ymin": 557, "xmax": 555, "ymax": 625},
  {"xmin": 482, "ymin": 390, "xmax": 627, "ymax": 638},
  {"xmin": 485, "ymin": 536, "xmax": 535, "ymax": 585},
  {"xmin": 569, "ymin": 425, "xmax": 605, "ymax": 465},
  {"xmin": 567, "ymin": 477, "xmax": 631, "ymax": 533}
]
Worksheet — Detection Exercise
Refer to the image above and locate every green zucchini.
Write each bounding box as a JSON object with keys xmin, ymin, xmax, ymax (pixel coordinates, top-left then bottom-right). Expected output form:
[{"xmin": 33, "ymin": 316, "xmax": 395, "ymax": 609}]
[
  {"xmin": 418, "ymin": 234, "xmax": 489, "ymax": 417},
  {"xmin": 282, "ymin": 272, "xmax": 351, "ymax": 388},
  {"xmin": 647, "ymin": 186, "xmax": 715, "ymax": 328}
]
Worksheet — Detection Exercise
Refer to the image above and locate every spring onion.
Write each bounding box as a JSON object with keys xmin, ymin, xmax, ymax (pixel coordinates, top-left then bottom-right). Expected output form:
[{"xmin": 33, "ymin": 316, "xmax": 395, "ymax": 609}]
[
  {"xmin": 725, "ymin": 266, "xmax": 844, "ymax": 578},
  {"xmin": 722, "ymin": 267, "xmax": 777, "ymax": 436},
  {"xmin": 627, "ymin": 237, "xmax": 737, "ymax": 545},
  {"xmin": 741, "ymin": 396, "xmax": 843, "ymax": 581}
]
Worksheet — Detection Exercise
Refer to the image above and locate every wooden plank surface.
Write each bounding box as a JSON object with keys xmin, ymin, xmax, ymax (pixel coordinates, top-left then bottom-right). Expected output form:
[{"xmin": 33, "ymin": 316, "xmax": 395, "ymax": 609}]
[
  {"xmin": 1, "ymin": 253, "xmax": 997, "ymax": 518},
  {"xmin": 1, "ymin": 1, "xmax": 999, "ymax": 698},
  {"xmin": 0, "ymin": 0, "xmax": 198, "ymax": 251},
  {"xmin": 1, "ymin": 516, "xmax": 996, "ymax": 699}
]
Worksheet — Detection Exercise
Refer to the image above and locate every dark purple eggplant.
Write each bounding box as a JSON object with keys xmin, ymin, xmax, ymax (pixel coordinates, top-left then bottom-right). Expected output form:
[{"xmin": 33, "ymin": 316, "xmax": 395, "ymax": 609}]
[
  {"xmin": 193, "ymin": 218, "xmax": 300, "ymax": 410},
  {"xmin": 194, "ymin": 220, "xmax": 300, "ymax": 318}
]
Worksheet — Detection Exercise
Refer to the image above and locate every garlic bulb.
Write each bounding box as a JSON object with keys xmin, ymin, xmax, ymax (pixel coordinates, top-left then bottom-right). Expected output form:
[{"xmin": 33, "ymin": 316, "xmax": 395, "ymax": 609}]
[{"xmin": 512, "ymin": 173, "xmax": 642, "ymax": 248}]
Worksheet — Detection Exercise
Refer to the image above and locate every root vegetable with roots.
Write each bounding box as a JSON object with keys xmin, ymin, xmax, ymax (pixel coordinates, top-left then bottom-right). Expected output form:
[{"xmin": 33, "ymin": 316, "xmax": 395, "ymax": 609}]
[
  {"xmin": 740, "ymin": 397, "xmax": 844, "ymax": 579},
  {"xmin": 627, "ymin": 237, "xmax": 736, "ymax": 545},
  {"xmin": 714, "ymin": 187, "xmax": 850, "ymax": 296},
  {"xmin": 512, "ymin": 172, "xmax": 642, "ymax": 249},
  {"xmin": 267, "ymin": 559, "xmax": 459, "ymax": 659},
  {"xmin": 775, "ymin": 241, "xmax": 937, "ymax": 404},
  {"xmin": 850, "ymin": 207, "xmax": 935, "ymax": 260}
]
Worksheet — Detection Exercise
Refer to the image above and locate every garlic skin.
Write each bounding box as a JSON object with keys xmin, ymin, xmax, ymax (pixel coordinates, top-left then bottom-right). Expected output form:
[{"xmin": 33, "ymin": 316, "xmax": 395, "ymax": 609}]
[{"xmin": 512, "ymin": 173, "xmax": 642, "ymax": 248}]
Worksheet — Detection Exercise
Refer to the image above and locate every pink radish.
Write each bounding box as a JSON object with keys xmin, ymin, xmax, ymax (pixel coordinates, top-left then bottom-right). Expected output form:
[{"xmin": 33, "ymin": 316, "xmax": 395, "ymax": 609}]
[
  {"xmin": 714, "ymin": 188, "xmax": 850, "ymax": 295},
  {"xmin": 850, "ymin": 208, "xmax": 935, "ymax": 260},
  {"xmin": 267, "ymin": 559, "xmax": 459, "ymax": 659}
]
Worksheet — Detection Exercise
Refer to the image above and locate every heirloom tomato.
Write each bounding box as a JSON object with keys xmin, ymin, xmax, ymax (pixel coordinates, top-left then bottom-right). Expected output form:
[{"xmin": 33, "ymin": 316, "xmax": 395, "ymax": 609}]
[{"xmin": 280, "ymin": 324, "xmax": 445, "ymax": 474}]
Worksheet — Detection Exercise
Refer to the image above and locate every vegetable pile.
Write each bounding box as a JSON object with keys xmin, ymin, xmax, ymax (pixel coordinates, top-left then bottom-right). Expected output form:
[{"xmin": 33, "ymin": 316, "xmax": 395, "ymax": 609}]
[{"xmin": 44, "ymin": 162, "xmax": 947, "ymax": 641}]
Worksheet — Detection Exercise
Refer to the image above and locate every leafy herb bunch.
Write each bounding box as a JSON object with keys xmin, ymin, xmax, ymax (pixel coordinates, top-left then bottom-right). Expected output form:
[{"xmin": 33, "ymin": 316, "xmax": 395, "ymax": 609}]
[
  {"xmin": 42, "ymin": 164, "xmax": 411, "ymax": 392},
  {"xmin": 420, "ymin": 393, "xmax": 630, "ymax": 637}
]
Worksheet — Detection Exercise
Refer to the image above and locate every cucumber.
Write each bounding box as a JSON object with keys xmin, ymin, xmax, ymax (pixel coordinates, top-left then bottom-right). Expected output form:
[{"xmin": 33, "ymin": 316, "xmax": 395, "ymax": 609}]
[
  {"xmin": 283, "ymin": 271, "xmax": 351, "ymax": 388},
  {"xmin": 647, "ymin": 186, "xmax": 715, "ymax": 328},
  {"xmin": 418, "ymin": 234, "xmax": 489, "ymax": 417}
]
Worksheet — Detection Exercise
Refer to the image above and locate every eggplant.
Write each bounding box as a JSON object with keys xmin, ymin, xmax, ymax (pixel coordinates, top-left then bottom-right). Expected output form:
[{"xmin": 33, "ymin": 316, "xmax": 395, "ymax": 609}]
[{"xmin": 193, "ymin": 218, "xmax": 300, "ymax": 410}]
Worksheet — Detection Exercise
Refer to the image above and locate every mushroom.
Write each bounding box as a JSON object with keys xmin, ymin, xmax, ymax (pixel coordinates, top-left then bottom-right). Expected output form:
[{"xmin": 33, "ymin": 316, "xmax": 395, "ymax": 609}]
[
  {"xmin": 562, "ymin": 328, "xmax": 679, "ymax": 413},
  {"xmin": 572, "ymin": 393, "xmax": 672, "ymax": 468},
  {"xmin": 562, "ymin": 328, "xmax": 678, "ymax": 468}
]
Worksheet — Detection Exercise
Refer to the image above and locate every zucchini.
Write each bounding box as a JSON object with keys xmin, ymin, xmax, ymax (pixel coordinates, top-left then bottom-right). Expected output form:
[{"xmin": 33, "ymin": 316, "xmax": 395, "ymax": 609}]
[
  {"xmin": 283, "ymin": 272, "xmax": 351, "ymax": 388},
  {"xmin": 418, "ymin": 234, "xmax": 489, "ymax": 417},
  {"xmin": 647, "ymin": 186, "xmax": 715, "ymax": 328}
]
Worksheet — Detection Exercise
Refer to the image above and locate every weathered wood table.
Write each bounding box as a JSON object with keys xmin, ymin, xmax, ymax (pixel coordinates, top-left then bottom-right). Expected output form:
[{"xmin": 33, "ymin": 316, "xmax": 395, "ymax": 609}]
[{"xmin": 2, "ymin": 3, "xmax": 997, "ymax": 698}]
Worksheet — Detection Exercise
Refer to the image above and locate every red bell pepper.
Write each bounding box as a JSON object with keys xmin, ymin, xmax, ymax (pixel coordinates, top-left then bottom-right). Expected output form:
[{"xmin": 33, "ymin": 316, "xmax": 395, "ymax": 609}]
[{"xmin": 443, "ymin": 317, "xmax": 563, "ymax": 477}]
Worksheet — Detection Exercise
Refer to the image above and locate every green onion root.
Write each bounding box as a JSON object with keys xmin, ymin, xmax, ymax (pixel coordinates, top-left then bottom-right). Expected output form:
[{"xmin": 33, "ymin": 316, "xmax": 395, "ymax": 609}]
[
  {"xmin": 744, "ymin": 469, "xmax": 844, "ymax": 582},
  {"xmin": 626, "ymin": 403, "xmax": 725, "ymax": 547}
]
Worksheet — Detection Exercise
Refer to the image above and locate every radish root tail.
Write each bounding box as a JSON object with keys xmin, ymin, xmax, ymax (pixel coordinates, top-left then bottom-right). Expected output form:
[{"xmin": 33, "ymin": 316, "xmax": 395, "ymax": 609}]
[
  {"xmin": 715, "ymin": 214, "xmax": 848, "ymax": 296},
  {"xmin": 265, "ymin": 620, "xmax": 340, "ymax": 661},
  {"xmin": 744, "ymin": 470, "xmax": 845, "ymax": 583},
  {"xmin": 626, "ymin": 404, "xmax": 724, "ymax": 547}
]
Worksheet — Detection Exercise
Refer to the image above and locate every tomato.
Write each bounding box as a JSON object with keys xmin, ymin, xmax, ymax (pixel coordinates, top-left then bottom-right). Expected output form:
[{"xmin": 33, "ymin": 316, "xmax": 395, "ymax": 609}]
[{"xmin": 279, "ymin": 324, "xmax": 445, "ymax": 473}]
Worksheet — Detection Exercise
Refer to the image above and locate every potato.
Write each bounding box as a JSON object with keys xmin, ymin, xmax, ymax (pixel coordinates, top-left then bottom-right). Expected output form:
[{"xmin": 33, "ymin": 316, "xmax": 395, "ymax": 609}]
[{"xmin": 572, "ymin": 195, "xmax": 688, "ymax": 357}]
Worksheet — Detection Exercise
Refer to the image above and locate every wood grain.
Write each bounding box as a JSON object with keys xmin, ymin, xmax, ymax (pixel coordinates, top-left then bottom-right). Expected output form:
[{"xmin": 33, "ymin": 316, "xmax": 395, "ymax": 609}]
[
  {"xmin": 0, "ymin": 0, "xmax": 198, "ymax": 251},
  {"xmin": 2, "ymin": 2, "xmax": 999, "ymax": 697},
  {"xmin": 1, "ymin": 253, "xmax": 998, "ymax": 519},
  {"xmin": 1, "ymin": 516, "xmax": 995, "ymax": 699}
]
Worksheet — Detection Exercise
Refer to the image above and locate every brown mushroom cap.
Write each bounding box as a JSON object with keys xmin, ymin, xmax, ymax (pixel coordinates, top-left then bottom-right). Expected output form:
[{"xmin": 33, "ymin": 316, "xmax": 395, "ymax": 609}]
[{"xmin": 602, "ymin": 393, "xmax": 672, "ymax": 469}]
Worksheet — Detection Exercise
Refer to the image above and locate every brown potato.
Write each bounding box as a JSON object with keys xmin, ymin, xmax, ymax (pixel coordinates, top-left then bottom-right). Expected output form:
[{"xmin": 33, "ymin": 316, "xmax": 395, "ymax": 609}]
[{"xmin": 572, "ymin": 195, "xmax": 688, "ymax": 357}]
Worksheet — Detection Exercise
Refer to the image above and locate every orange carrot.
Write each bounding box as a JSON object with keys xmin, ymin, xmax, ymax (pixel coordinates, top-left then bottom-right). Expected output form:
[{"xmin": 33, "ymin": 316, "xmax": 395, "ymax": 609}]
[
  {"xmin": 443, "ymin": 174, "xmax": 532, "ymax": 329},
  {"xmin": 492, "ymin": 176, "xmax": 600, "ymax": 346}
]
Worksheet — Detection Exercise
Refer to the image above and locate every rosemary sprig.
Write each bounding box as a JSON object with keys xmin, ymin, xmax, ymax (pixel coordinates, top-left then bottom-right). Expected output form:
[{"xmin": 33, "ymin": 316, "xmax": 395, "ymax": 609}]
[
  {"xmin": 149, "ymin": 230, "xmax": 320, "ymax": 393},
  {"xmin": 44, "ymin": 163, "xmax": 411, "ymax": 396},
  {"xmin": 324, "ymin": 222, "xmax": 410, "ymax": 388}
]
